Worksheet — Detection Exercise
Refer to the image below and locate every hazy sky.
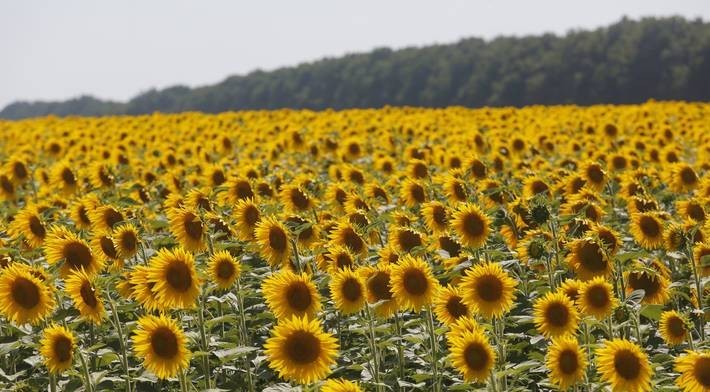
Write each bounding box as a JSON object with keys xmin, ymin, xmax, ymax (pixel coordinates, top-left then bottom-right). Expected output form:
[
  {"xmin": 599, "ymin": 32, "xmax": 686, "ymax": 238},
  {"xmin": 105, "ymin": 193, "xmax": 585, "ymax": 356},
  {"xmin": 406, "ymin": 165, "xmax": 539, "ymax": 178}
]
[{"xmin": 2, "ymin": 0, "xmax": 709, "ymax": 109}]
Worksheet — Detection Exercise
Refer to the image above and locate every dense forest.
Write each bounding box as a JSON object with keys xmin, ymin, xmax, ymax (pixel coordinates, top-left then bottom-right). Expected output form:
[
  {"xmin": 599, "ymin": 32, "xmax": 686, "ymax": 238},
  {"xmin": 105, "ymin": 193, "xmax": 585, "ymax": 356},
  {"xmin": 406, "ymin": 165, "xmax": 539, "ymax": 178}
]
[{"xmin": 2, "ymin": 16, "xmax": 710, "ymax": 119}]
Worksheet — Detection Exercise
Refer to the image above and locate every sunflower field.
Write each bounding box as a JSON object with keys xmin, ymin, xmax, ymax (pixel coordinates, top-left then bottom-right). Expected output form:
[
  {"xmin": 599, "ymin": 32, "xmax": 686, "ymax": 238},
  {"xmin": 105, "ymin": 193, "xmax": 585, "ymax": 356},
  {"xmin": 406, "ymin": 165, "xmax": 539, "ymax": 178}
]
[{"xmin": 0, "ymin": 102, "xmax": 708, "ymax": 392}]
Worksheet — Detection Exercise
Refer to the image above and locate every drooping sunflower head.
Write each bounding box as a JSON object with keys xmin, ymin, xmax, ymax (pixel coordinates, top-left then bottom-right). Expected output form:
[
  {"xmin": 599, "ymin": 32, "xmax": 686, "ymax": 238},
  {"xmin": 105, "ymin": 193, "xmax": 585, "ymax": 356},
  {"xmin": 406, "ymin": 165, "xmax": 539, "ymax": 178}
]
[
  {"xmin": 433, "ymin": 285, "xmax": 471, "ymax": 326},
  {"xmin": 65, "ymin": 269, "xmax": 105, "ymax": 324},
  {"xmin": 329, "ymin": 267, "xmax": 366, "ymax": 315},
  {"xmin": 390, "ymin": 255, "xmax": 439, "ymax": 312},
  {"xmin": 522, "ymin": 176, "xmax": 550, "ymax": 200},
  {"xmin": 361, "ymin": 264, "xmax": 398, "ymax": 318},
  {"xmin": 546, "ymin": 336, "xmax": 588, "ymax": 390},
  {"xmin": 255, "ymin": 216, "xmax": 291, "ymax": 267},
  {"xmin": 88, "ymin": 162, "xmax": 115, "ymax": 189},
  {"xmin": 168, "ymin": 208, "xmax": 207, "ymax": 252},
  {"xmin": 329, "ymin": 220, "xmax": 367, "ymax": 256},
  {"xmin": 233, "ymin": 198, "xmax": 261, "ymax": 241},
  {"xmin": 207, "ymin": 250, "xmax": 241, "ymax": 290},
  {"xmin": 286, "ymin": 215, "xmax": 319, "ymax": 249},
  {"xmin": 459, "ymin": 262, "xmax": 518, "ymax": 319},
  {"xmin": 184, "ymin": 188, "xmax": 213, "ymax": 212},
  {"xmin": 70, "ymin": 194, "xmax": 100, "ymax": 230},
  {"xmin": 693, "ymin": 242, "xmax": 710, "ymax": 278},
  {"xmin": 674, "ymin": 350, "xmax": 710, "ymax": 392},
  {"xmin": 421, "ymin": 201, "xmax": 449, "ymax": 234},
  {"xmin": 146, "ymin": 247, "xmax": 201, "ymax": 310},
  {"xmin": 90, "ymin": 205, "xmax": 125, "ymax": 233},
  {"xmin": 559, "ymin": 279, "xmax": 583, "ymax": 303},
  {"xmin": 39, "ymin": 324, "xmax": 75, "ymax": 374},
  {"xmin": 0, "ymin": 264, "xmax": 55, "ymax": 325},
  {"xmin": 262, "ymin": 270, "xmax": 322, "ymax": 320},
  {"xmin": 399, "ymin": 178, "xmax": 427, "ymax": 207},
  {"xmin": 449, "ymin": 329, "xmax": 496, "ymax": 383},
  {"xmin": 578, "ymin": 276, "xmax": 618, "ymax": 320},
  {"xmin": 451, "ymin": 203, "xmax": 491, "ymax": 249},
  {"xmin": 8, "ymin": 204, "xmax": 48, "ymax": 249},
  {"xmin": 565, "ymin": 238, "xmax": 612, "ymax": 281},
  {"xmin": 44, "ymin": 226, "xmax": 102, "ymax": 277},
  {"xmin": 280, "ymin": 185, "xmax": 313, "ymax": 213},
  {"xmin": 629, "ymin": 212, "xmax": 665, "ymax": 250},
  {"xmin": 264, "ymin": 315, "xmax": 339, "ymax": 385},
  {"xmin": 112, "ymin": 223, "xmax": 140, "ymax": 259},
  {"xmin": 389, "ymin": 226, "xmax": 426, "ymax": 254},
  {"xmin": 658, "ymin": 310, "xmax": 689, "ymax": 346},
  {"xmin": 624, "ymin": 269, "xmax": 670, "ymax": 305},
  {"xmin": 326, "ymin": 245, "xmax": 356, "ymax": 273},
  {"xmin": 132, "ymin": 314, "xmax": 191, "ymax": 380},
  {"xmin": 595, "ymin": 339, "xmax": 653, "ymax": 392}
]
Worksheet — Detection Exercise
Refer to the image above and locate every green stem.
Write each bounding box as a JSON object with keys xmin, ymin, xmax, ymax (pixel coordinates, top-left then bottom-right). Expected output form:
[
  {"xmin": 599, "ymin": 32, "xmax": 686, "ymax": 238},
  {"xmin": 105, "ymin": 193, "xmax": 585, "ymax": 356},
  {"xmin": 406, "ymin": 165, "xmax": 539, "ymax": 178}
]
[
  {"xmin": 108, "ymin": 295, "xmax": 132, "ymax": 392},
  {"xmin": 394, "ymin": 312, "xmax": 405, "ymax": 386},
  {"xmin": 425, "ymin": 307, "xmax": 440, "ymax": 392},
  {"xmin": 235, "ymin": 281, "xmax": 255, "ymax": 392},
  {"xmin": 179, "ymin": 369, "xmax": 188, "ymax": 392},
  {"xmin": 364, "ymin": 307, "xmax": 382, "ymax": 392},
  {"xmin": 49, "ymin": 372, "xmax": 57, "ymax": 392},
  {"xmin": 687, "ymin": 242, "xmax": 706, "ymax": 342},
  {"xmin": 197, "ymin": 290, "xmax": 212, "ymax": 389},
  {"xmin": 77, "ymin": 348, "xmax": 93, "ymax": 392}
]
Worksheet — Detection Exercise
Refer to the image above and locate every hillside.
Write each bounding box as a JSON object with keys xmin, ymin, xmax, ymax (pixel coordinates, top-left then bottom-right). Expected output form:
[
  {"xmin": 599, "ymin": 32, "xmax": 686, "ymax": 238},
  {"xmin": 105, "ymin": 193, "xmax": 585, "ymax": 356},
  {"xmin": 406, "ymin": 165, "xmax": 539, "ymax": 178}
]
[{"xmin": 2, "ymin": 16, "xmax": 709, "ymax": 119}]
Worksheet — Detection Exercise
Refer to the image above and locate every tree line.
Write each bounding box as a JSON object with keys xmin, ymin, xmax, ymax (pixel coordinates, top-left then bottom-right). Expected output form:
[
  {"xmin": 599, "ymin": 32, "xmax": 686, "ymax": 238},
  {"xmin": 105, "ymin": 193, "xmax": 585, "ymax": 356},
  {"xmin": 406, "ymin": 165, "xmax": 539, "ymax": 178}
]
[{"xmin": 2, "ymin": 16, "xmax": 709, "ymax": 119}]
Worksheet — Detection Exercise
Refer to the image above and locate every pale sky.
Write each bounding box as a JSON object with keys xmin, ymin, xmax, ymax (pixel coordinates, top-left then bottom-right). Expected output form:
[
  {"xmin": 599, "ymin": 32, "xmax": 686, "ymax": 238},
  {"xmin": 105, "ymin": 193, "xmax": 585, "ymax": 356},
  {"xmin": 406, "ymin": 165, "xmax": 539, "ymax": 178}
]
[{"xmin": 1, "ymin": 0, "xmax": 709, "ymax": 109}]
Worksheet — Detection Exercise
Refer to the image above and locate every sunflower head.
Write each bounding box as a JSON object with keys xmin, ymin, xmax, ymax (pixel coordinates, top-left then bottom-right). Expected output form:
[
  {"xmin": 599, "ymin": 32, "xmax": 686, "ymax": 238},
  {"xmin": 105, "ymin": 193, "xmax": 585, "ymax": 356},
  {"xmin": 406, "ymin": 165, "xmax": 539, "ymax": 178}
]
[
  {"xmin": 595, "ymin": 339, "xmax": 653, "ymax": 392},
  {"xmin": 390, "ymin": 255, "xmax": 439, "ymax": 312},
  {"xmin": 255, "ymin": 216, "xmax": 292, "ymax": 267},
  {"xmin": 208, "ymin": 250, "xmax": 241, "ymax": 290},
  {"xmin": 533, "ymin": 291, "xmax": 579, "ymax": 338},
  {"xmin": 546, "ymin": 336, "xmax": 588, "ymax": 390},
  {"xmin": 433, "ymin": 285, "xmax": 471, "ymax": 326},
  {"xmin": 675, "ymin": 351, "xmax": 710, "ymax": 391},
  {"xmin": 449, "ymin": 329, "xmax": 496, "ymax": 383},
  {"xmin": 65, "ymin": 269, "xmax": 105, "ymax": 324},
  {"xmin": 146, "ymin": 247, "xmax": 202, "ymax": 310},
  {"xmin": 44, "ymin": 226, "xmax": 101, "ymax": 277},
  {"xmin": 264, "ymin": 315, "xmax": 339, "ymax": 385},
  {"xmin": 113, "ymin": 223, "xmax": 140, "ymax": 259},
  {"xmin": 459, "ymin": 262, "xmax": 518, "ymax": 319},
  {"xmin": 132, "ymin": 314, "xmax": 191, "ymax": 380},
  {"xmin": 168, "ymin": 208, "xmax": 207, "ymax": 252},
  {"xmin": 658, "ymin": 310, "xmax": 689, "ymax": 346},
  {"xmin": 451, "ymin": 203, "xmax": 491, "ymax": 249},
  {"xmin": 40, "ymin": 324, "xmax": 76, "ymax": 374},
  {"xmin": 578, "ymin": 276, "xmax": 619, "ymax": 320},
  {"xmin": 329, "ymin": 268, "xmax": 366, "ymax": 315},
  {"xmin": 262, "ymin": 270, "xmax": 322, "ymax": 320},
  {"xmin": 0, "ymin": 264, "xmax": 55, "ymax": 325}
]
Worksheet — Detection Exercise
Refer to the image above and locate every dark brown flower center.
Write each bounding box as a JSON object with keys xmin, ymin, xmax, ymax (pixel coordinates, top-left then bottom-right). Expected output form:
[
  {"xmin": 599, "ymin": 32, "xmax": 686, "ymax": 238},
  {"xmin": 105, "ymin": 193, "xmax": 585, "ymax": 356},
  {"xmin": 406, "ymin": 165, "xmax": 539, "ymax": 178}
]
[
  {"xmin": 151, "ymin": 327, "xmax": 178, "ymax": 358},
  {"xmin": 53, "ymin": 336, "xmax": 73, "ymax": 362},
  {"xmin": 614, "ymin": 349, "xmax": 641, "ymax": 380},
  {"xmin": 545, "ymin": 302, "xmax": 570, "ymax": 327},
  {"xmin": 446, "ymin": 296, "xmax": 468, "ymax": 319},
  {"xmin": 368, "ymin": 272, "xmax": 393, "ymax": 301},
  {"xmin": 64, "ymin": 242, "xmax": 92, "ymax": 271},
  {"xmin": 694, "ymin": 357, "xmax": 710, "ymax": 387},
  {"xmin": 397, "ymin": 230, "xmax": 422, "ymax": 252},
  {"xmin": 639, "ymin": 215, "xmax": 660, "ymax": 237},
  {"xmin": 340, "ymin": 227, "xmax": 364, "ymax": 254},
  {"xmin": 577, "ymin": 241, "xmax": 607, "ymax": 273},
  {"xmin": 462, "ymin": 212, "xmax": 485, "ymax": 237},
  {"xmin": 29, "ymin": 215, "xmax": 46, "ymax": 238},
  {"xmin": 558, "ymin": 349, "xmax": 579, "ymax": 375},
  {"xmin": 216, "ymin": 260, "xmax": 235, "ymax": 280},
  {"xmin": 166, "ymin": 261, "xmax": 192, "ymax": 292},
  {"xmin": 183, "ymin": 213, "xmax": 204, "ymax": 241},
  {"xmin": 341, "ymin": 278, "xmax": 362, "ymax": 302},
  {"xmin": 286, "ymin": 282, "xmax": 312, "ymax": 311},
  {"xmin": 100, "ymin": 236, "xmax": 118, "ymax": 259},
  {"xmin": 628, "ymin": 272, "xmax": 660, "ymax": 298},
  {"xmin": 285, "ymin": 331, "xmax": 321, "ymax": 364},
  {"xmin": 464, "ymin": 342, "xmax": 489, "ymax": 371},
  {"xmin": 12, "ymin": 277, "xmax": 40, "ymax": 309},
  {"xmin": 476, "ymin": 274, "xmax": 503, "ymax": 302},
  {"xmin": 80, "ymin": 281, "xmax": 98, "ymax": 308},
  {"xmin": 268, "ymin": 226, "xmax": 288, "ymax": 252},
  {"xmin": 290, "ymin": 189, "xmax": 310, "ymax": 210},
  {"xmin": 409, "ymin": 184, "xmax": 426, "ymax": 203},
  {"xmin": 586, "ymin": 285, "xmax": 610, "ymax": 309},
  {"xmin": 403, "ymin": 268, "xmax": 428, "ymax": 296}
]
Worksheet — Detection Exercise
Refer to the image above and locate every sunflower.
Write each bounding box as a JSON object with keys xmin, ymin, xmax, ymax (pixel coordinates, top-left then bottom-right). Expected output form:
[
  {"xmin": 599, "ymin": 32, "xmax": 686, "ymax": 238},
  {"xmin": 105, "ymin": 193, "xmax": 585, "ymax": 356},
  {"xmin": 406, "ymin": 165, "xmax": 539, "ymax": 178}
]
[
  {"xmin": 443, "ymin": 175, "xmax": 468, "ymax": 203},
  {"xmin": 587, "ymin": 223, "xmax": 621, "ymax": 255},
  {"xmin": 207, "ymin": 250, "xmax": 241, "ymax": 290},
  {"xmin": 559, "ymin": 279, "xmax": 583, "ymax": 303},
  {"xmin": 65, "ymin": 269, "xmax": 105, "ymax": 324},
  {"xmin": 629, "ymin": 212, "xmax": 665, "ymax": 250},
  {"xmin": 255, "ymin": 216, "xmax": 292, "ymax": 267},
  {"xmin": 523, "ymin": 176, "xmax": 550, "ymax": 199},
  {"xmin": 580, "ymin": 160, "xmax": 608, "ymax": 191},
  {"xmin": 577, "ymin": 276, "xmax": 618, "ymax": 320},
  {"xmin": 0, "ymin": 264, "xmax": 55, "ymax": 325},
  {"xmin": 674, "ymin": 351, "xmax": 710, "ymax": 391},
  {"xmin": 44, "ymin": 226, "xmax": 102, "ymax": 277},
  {"xmin": 264, "ymin": 315, "xmax": 338, "ymax": 384},
  {"xmin": 516, "ymin": 230, "xmax": 551, "ymax": 268},
  {"xmin": 233, "ymin": 198, "xmax": 261, "ymax": 241},
  {"xmin": 132, "ymin": 314, "xmax": 191, "ymax": 379},
  {"xmin": 112, "ymin": 223, "xmax": 140, "ymax": 259},
  {"xmin": 433, "ymin": 285, "xmax": 471, "ymax": 326},
  {"xmin": 167, "ymin": 208, "xmax": 207, "ymax": 252},
  {"xmin": 88, "ymin": 162, "xmax": 115, "ymax": 189},
  {"xmin": 262, "ymin": 270, "xmax": 322, "ymax": 320},
  {"xmin": 449, "ymin": 328, "xmax": 496, "ymax": 383},
  {"xmin": 91, "ymin": 231, "xmax": 121, "ymax": 269},
  {"xmin": 693, "ymin": 242, "xmax": 710, "ymax": 277},
  {"xmin": 329, "ymin": 220, "xmax": 367, "ymax": 256},
  {"xmin": 421, "ymin": 201, "xmax": 449, "ymax": 234},
  {"xmin": 326, "ymin": 245, "xmax": 356, "ymax": 272},
  {"xmin": 390, "ymin": 255, "xmax": 438, "ymax": 312},
  {"xmin": 321, "ymin": 378, "xmax": 362, "ymax": 392},
  {"xmin": 565, "ymin": 238, "xmax": 612, "ymax": 281},
  {"xmin": 280, "ymin": 185, "xmax": 313, "ymax": 213},
  {"xmin": 8, "ymin": 204, "xmax": 48, "ymax": 248},
  {"xmin": 668, "ymin": 163, "xmax": 699, "ymax": 193},
  {"xmin": 286, "ymin": 215, "xmax": 319, "ymax": 249},
  {"xmin": 625, "ymin": 269, "xmax": 670, "ymax": 305},
  {"xmin": 596, "ymin": 339, "xmax": 653, "ymax": 392},
  {"xmin": 389, "ymin": 226, "xmax": 426, "ymax": 254},
  {"xmin": 130, "ymin": 266, "xmax": 161, "ymax": 312},
  {"xmin": 184, "ymin": 188, "xmax": 213, "ymax": 212},
  {"xmin": 659, "ymin": 310, "xmax": 689, "ymax": 346},
  {"xmin": 70, "ymin": 194, "xmax": 100, "ymax": 230},
  {"xmin": 223, "ymin": 176, "xmax": 255, "ymax": 204},
  {"xmin": 329, "ymin": 268, "xmax": 366, "ymax": 315},
  {"xmin": 451, "ymin": 203, "xmax": 491, "ymax": 248},
  {"xmin": 146, "ymin": 247, "xmax": 201, "ymax": 310},
  {"xmin": 39, "ymin": 324, "xmax": 75, "ymax": 374},
  {"xmin": 677, "ymin": 199, "xmax": 706, "ymax": 223},
  {"xmin": 50, "ymin": 161, "xmax": 80, "ymax": 195},
  {"xmin": 546, "ymin": 336, "xmax": 587, "ymax": 390},
  {"xmin": 362, "ymin": 264, "xmax": 398, "ymax": 318},
  {"xmin": 459, "ymin": 262, "xmax": 517, "ymax": 319},
  {"xmin": 447, "ymin": 317, "xmax": 481, "ymax": 344},
  {"xmin": 399, "ymin": 178, "xmax": 427, "ymax": 207},
  {"xmin": 90, "ymin": 205, "xmax": 125, "ymax": 233},
  {"xmin": 533, "ymin": 291, "xmax": 579, "ymax": 338}
]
